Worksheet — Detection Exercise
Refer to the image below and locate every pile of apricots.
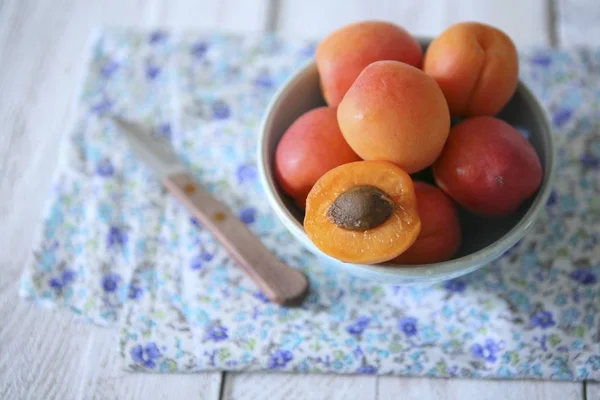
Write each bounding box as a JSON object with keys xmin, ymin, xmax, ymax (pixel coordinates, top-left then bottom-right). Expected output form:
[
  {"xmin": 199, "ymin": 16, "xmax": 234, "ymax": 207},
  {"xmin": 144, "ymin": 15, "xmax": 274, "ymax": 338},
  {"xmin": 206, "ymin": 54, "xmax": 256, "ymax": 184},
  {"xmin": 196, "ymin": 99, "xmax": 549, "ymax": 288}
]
[{"xmin": 275, "ymin": 21, "xmax": 543, "ymax": 266}]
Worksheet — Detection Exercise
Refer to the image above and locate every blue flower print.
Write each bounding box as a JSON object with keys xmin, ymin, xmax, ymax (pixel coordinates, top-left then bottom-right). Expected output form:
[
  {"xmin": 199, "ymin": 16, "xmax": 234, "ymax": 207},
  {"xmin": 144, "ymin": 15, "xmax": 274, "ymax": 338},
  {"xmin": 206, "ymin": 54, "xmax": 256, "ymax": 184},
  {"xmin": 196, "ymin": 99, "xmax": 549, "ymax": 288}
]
[
  {"xmin": 191, "ymin": 42, "xmax": 208, "ymax": 59},
  {"xmin": 254, "ymin": 71, "xmax": 273, "ymax": 89},
  {"xmin": 96, "ymin": 159, "xmax": 114, "ymax": 177},
  {"xmin": 399, "ymin": 317, "xmax": 418, "ymax": 337},
  {"xmin": 212, "ymin": 100, "xmax": 230, "ymax": 119},
  {"xmin": 236, "ymin": 164, "xmax": 257, "ymax": 183},
  {"xmin": 569, "ymin": 269, "xmax": 597, "ymax": 285},
  {"xmin": 268, "ymin": 350, "xmax": 293, "ymax": 369},
  {"xmin": 156, "ymin": 123, "xmax": 172, "ymax": 140},
  {"xmin": 100, "ymin": 60, "xmax": 119, "ymax": 78},
  {"xmin": 358, "ymin": 364, "xmax": 378, "ymax": 374},
  {"xmin": 190, "ymin": 217, "xmax": 200, "ymax": 228},
  {"xmin": 531, "ymin": 54, "xmax": 552, "ymax": 67},
  {"xmin": 206, "ymin": 325, "xmax": 228, "ymax": 342},
  {"xmin": 580, "ymin": 154, "xmax": 599, "ymax": 169},
  {"xmin": 552, "ymin": 108, "xmax": 572, "ymax": 127},
  {"xmin": 131, "ymin": 343, "xmax": 161, "ymax": 368},
  {"xmin": 531, "ymin": 310, "xmax": 556, "ymax": 329},
  {"xmin": 346, "ymin": 316, "xmax": 370, "ymax": 335},
  {"xmin": 547, "ymin": 189, "xmax": 558, "ymax": 206},
  {"xmin": 253, "ymin": 290, "xmax": 270, "ymax": 303},
  {"xmin": 239, "ymin": 207, "xmax": 256, "ymax": 225},
  {"xmin": 471, "ymin": 339, "xmax": 501, "ymax": 363},
  {"xmin": 443, "ymin": 279, "xmax": 466, "ymax": 293},
  {"xmin": 107, "ymin": 226, "xmax": 128, "ymax": 248},
  {"xmin": 128, "ymin": 285, "xmax": 143, "ymax": 300},
  {"xmin": 48, "ymin": 269, "xmax": 76, "ymax": 290},
  {"xmin": 190, "ymin": 252, "xmax": 214, "ymax": 270},
  {"xmin": 145, "ymin": 64, "xmax": 161, "ymax": 80},
  {"xmin": 102, "ymin": 273, "xmax": 120, "ymax": 292},
  {"xmin": 90, "ymin": 98, "xmax": 114, "ymax": 114},
  {"xmin": 149, "ymin": 31, "xmax": 167, "ymax": 44}
]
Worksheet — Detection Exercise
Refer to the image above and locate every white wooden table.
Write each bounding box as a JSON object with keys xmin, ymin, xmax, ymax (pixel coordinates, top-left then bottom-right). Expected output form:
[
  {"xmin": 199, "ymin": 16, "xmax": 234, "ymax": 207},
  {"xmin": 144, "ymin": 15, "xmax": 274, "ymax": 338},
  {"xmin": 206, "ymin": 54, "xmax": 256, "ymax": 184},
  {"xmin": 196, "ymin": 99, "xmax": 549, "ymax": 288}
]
[{"xmin": 0, "ymin": 1, "xmax": 598, "ymax": 399}]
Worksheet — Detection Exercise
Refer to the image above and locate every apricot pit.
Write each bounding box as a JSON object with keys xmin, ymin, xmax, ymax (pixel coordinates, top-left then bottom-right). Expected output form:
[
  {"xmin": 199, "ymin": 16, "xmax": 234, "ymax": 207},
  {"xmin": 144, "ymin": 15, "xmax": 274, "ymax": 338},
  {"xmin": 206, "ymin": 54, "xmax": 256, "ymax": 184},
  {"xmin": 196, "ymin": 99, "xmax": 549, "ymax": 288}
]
[{"xmin": 327, "ymin": 185, "xmax": 394, "ymax": 231}]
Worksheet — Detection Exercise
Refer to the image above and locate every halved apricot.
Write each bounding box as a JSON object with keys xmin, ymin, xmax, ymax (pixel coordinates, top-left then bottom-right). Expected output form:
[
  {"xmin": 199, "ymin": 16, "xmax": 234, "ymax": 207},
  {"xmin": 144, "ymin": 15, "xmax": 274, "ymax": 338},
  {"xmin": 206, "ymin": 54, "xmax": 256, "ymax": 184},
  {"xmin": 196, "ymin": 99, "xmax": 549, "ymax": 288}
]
[{"xmin": 304, "ymin": 160, "xmax": 421, "ymax": 264}]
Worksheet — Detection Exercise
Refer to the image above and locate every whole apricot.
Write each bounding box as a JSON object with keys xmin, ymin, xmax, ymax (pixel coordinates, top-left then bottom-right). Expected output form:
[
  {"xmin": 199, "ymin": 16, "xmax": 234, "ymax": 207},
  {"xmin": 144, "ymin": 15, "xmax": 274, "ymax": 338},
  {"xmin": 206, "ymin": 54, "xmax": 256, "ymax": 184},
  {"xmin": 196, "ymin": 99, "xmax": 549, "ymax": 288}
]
[
  {"xmin": 433, "ymin": 116, "xmax": 542, "ymax": 217},
  {"xmin": 304, "ymin": 160, "xmax": 421, "ymax": 264},
  {"xmin": 316, "ymin": 21, "xmax": 422, "ymax": 107},
  {"xmin": 392, "ymin": 182, "xmax": 461, "ymax": 265},
  {"xmin": 275, "ymin": 107, "xmax": 361, "ymax": 208},
  {"xmin": 337, "ymin": 60, "xmax": 450, "ymax": 174},
  {"xmin": 423, "ymin": 22, "xmax": 519, "ymax": 117}
]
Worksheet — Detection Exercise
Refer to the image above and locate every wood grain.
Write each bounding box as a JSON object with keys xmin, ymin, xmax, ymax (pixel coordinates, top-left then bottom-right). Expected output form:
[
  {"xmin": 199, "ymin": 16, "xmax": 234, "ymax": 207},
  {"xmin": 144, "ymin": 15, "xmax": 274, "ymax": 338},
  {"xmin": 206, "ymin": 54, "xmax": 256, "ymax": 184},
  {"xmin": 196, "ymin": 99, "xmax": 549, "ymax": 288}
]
[
  {"xmin": 277, "ymin": 0, "xmax": 551, "ymax": 46},
  {"xmin": 222, "ymin": 373, "xmax": 377, "ymax": 400},
  {"xmin": 556, "ymin": 0, "xmax": 600, "ymax": 46},
  {"xmin": 377, "ymin": 377, "xmax": 583, "ymax": 400},
  {"xmin": 587, "ymin": 382, "xmax": 600, "ymax": 400}
]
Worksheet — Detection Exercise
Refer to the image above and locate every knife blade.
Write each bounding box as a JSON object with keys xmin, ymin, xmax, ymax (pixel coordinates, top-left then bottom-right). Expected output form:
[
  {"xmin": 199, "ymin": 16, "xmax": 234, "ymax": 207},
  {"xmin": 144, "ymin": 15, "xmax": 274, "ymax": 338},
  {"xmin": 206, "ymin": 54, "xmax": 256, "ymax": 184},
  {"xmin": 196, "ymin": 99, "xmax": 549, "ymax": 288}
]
[{"xmin": 113, "ymin": 117, "xmax": 309, "ymax": 306}]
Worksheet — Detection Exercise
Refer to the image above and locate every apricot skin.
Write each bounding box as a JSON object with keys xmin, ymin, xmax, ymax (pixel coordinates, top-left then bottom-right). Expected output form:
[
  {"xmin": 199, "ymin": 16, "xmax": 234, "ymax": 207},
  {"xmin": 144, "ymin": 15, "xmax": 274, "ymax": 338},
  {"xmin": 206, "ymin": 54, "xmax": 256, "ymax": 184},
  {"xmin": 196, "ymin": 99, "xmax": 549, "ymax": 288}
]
[
  {"xmin": 304, "ymin": 160, "xmax": 421, "ymax": 265},
  {"xmin": 433, "ymin": 116, "xmax": 542, "ymax": 217},
  {"xmin": 337, "ymin": 60, "xmax": 450, "ymax": 174},
  {"xmin": 275, "ymin": 107, "xmax": 361, "ymax": 208},
  {"xmin": 423, "ymin": 22, "xmax": 519, "ymax": 117},
  {"xmin": 392, "ymin": 182, "xmax": 461, "ymax": 265},
  {"xmin": 316, "ymin": 21, "xmax": 422, "ymax": 107}
]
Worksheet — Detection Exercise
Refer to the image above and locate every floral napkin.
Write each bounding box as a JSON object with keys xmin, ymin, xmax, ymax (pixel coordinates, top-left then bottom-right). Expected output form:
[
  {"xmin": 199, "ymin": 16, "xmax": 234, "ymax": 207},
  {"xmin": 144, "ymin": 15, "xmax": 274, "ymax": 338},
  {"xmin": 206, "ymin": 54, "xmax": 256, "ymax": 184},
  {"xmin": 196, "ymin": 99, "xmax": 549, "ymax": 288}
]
[{"xmin": 20, "ymin": 28, "xmax": 600, "ymax": 380}]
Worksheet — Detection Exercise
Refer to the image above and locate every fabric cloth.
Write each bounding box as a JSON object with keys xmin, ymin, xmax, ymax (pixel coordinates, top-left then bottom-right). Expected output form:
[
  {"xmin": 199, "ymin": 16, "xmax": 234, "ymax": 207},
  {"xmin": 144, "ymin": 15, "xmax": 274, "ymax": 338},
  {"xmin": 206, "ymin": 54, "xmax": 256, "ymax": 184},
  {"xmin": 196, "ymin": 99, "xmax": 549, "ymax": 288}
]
[{"xmin": 20, "ymin": 28, "xmax": 600, "ymax": 380}]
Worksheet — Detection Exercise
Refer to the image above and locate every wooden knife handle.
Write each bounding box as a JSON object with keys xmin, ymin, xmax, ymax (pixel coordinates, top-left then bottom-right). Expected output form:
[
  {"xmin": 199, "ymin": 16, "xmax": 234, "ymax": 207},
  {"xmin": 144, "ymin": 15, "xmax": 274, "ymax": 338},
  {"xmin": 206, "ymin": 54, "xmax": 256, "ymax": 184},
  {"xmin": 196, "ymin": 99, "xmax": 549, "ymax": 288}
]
[{"xmin": 163, "ymin": 172, "xmax": 309, "ymax": 306}]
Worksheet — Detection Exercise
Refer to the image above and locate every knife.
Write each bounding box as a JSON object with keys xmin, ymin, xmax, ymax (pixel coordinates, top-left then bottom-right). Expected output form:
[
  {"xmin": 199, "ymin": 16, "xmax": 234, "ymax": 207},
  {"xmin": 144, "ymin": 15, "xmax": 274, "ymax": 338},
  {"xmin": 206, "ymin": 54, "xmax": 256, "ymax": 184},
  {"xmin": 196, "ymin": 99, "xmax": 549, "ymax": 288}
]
[{"xmin": 113, "ymin": 117, "xmax": 309, "ymax": 306}]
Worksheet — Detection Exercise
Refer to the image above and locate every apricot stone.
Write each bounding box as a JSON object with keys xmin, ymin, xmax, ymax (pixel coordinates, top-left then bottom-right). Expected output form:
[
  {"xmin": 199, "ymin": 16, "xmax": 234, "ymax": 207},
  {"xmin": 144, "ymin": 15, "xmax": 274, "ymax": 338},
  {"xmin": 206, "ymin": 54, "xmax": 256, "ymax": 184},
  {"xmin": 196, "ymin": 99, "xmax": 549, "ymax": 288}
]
[
  {"xmin": 316, "ymin": 21, "xmax": 422, "ymax": 107},
  {"xmin": 304, "ymin": 160, "xmax": 421, "ymax": 264},
  {"xmin": 433, "ymin": 116, "xmax": 542, "ymax": 217},
  {"xmin": 275, "ymin": 107, "xmax": 361, "ymax": 209},
  {"xmin": 337, "ymin": 60, "xmax": 450, "ymax": 174},
  {"xmin": 392, "ymin": 182, "xmax": 461, "ymax": 265},
  {"xmin": 423, "ymin": 22, "xmax": 519, "ymax": 117}
]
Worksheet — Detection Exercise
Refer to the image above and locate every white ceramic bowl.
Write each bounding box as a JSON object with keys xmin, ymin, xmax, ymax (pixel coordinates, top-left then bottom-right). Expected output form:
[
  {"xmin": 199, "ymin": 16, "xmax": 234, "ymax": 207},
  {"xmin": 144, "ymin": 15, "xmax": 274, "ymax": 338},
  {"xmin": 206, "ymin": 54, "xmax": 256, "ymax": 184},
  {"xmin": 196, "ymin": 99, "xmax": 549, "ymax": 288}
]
[{"xmin": 257, "ymin": 57, "xmax": 555, "ymax": 285}]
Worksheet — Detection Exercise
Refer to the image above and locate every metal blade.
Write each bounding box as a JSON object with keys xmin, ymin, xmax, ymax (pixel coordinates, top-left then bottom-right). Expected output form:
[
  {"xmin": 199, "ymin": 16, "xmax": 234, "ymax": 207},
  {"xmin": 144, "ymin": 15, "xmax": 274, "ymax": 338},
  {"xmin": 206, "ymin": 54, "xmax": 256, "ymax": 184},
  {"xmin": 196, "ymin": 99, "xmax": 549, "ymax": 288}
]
[{"xmin": 113, "ymin": 117, "xmax": 186, "ymax": 179}]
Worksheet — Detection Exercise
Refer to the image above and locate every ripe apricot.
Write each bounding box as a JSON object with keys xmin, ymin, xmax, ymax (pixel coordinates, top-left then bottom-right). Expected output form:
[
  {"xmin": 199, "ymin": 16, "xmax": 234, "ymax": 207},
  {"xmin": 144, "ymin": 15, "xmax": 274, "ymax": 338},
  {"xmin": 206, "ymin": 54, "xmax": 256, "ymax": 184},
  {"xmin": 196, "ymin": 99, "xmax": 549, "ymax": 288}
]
[
  {"xmin": 337, "ymin": 61, "xmax": 450, "ymax": 174},
  {"xmin": 304, "ymin": 160, "xmax": 421, "ymax": 264},
  {"xmin": 315, "ymin": 21, "xmax": 422, "ymax": 107},
  {"xmin": 423, "ymin": 22, "xmax": 519, "ymax": 117},
  {"xmin": 275, "ymin": 107, "xmax": 361, "ymax": 208},
  {"xmin": 433, "ymin": 116, "xmax": 542, "ymax": 217},
  {"xmin": 391, "ymin": 182, "xmax": 461, "ymax": 265}
]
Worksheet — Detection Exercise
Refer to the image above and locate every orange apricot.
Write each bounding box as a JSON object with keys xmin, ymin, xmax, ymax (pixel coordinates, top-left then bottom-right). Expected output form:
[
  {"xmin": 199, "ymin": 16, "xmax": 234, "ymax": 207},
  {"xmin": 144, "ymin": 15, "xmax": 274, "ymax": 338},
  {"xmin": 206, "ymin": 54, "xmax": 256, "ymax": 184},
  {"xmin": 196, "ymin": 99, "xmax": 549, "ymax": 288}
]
[
  {"xmin": 304, "ymin": 160, "xmax": 421, "ymax": 264},
  {"xmin": 337, "ymin": 61, "xmax": 450, "ymax": 174},
  {"xmin": 433, "ymin": 116, "xmax": 542, "ymax": 217},
  {"xmin": 316, "ymin": 21, "xmax": 423, "ymax": 107},
  {"xmin": 391, "ymin": 182, "xmax": 461, "ymax": 265},
  {"xmin": 423, "ymin": 22, "xmax": 519, "ymax": 117},
  {"xmin": 275, "ymin": 107, "xmax": 361, "ymax": 208}
]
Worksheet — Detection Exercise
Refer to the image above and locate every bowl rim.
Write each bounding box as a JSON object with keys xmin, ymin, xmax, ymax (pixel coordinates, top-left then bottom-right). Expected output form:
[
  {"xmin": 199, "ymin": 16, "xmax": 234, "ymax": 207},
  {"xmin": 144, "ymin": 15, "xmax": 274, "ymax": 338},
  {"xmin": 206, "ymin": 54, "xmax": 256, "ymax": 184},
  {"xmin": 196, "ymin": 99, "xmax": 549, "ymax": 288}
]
[{"xmin": 257, "ymin": 59, "xmax": 556, "ymax": 281}]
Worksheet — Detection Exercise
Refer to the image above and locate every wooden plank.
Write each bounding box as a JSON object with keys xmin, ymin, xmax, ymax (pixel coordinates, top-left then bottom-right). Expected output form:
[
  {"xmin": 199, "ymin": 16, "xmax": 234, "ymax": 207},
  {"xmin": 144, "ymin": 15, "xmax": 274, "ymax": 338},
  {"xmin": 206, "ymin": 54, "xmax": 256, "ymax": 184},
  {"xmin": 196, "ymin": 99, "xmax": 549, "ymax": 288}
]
[
  {"xmin": 222, "ymin": 373, "xmax": 377, "ymax": 400},
  {"xmin": 0, "ymin": 0, "xmax": 268, "ymax": 398},
  {"xmin": 587, "ymin": 382, "xmax": 600, "ymax": 400},
  {"xmin": 377, "ymin": 377, "xmax": 584, "ymax": 400},
  {"xmin": 277, "ymin": 0, "xmax": 551, "ymax": 46},
  {"xmin": 556, "ymin": 0, "xmax": 600, "ymax": 46}
]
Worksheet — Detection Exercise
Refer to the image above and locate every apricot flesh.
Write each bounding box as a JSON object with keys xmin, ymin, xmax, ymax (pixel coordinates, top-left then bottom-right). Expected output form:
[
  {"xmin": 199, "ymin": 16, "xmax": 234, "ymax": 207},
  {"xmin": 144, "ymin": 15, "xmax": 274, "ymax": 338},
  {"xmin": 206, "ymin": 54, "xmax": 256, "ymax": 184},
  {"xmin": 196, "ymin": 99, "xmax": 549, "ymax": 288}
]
[
  {"xmin": 275, "ymin": 107, "xmax": 361, "ymax": 208},
  {"xmin": 304, "ymin": 160, "xmax": 421, "ymax": 264},
  {"xmin": 423, "ymin": 22, "xmax": 519, "ymax": 117},
  {"xmin": 337, "ymin": 60, "xmax": 450, "ymax": 174},
  {"xmin": 391, "ymin": 182, "xmax": 461, "ymax": 265},
  {"xmin": 316, "ymin": 21, "xmax": 423, "ymax": 107},
  {"xmin": 433, "ymin": 116, "xmax": 542, "ymax": 217}
]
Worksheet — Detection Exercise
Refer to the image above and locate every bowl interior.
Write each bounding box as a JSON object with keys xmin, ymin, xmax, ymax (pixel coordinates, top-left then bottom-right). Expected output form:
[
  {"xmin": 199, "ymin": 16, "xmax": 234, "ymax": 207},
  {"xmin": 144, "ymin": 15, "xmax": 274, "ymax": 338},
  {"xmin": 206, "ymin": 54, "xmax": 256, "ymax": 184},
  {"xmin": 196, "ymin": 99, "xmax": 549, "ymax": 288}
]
[{"xmin": 261, "ymin": 45, "xmax": 554, "ymax": 269}]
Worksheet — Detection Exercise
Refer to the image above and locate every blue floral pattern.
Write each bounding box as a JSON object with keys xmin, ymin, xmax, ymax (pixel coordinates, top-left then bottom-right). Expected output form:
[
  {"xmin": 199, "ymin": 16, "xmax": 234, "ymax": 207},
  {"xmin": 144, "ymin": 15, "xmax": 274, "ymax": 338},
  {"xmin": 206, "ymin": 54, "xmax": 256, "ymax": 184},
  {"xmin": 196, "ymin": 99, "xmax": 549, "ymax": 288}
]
[{"xmin": 19, "ymin": 29, "xmax": 600, "ymax": 380}]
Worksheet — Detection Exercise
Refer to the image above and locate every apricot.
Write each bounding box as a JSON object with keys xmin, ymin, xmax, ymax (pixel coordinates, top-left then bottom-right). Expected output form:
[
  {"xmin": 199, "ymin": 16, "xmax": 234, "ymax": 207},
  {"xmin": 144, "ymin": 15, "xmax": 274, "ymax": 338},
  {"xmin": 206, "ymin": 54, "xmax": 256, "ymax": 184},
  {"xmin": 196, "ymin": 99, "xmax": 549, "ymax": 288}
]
[
  {"xmin": 423, "ymin": 22, "xmax": 519, "ymax": 117},
  {"xmin": 315, "ymin": 21, "xmax": 422, "ymax": 107},
  {"xmin": 275, "ymin": 107, "xmax": 361, "ymax": 208},
  {"xmin": 337, "ymin": 61, "xmax": 450, "ymax": 174},
  {"xmin": 391, "ymin": 182, "xmax": 461, "ymax": 265},
  {"xmin": 304, "ymin": 160, "xmax": 421, "ymax": 264},
  {"xmin": 433, "ymin": 116, "xmax": 542, "ymax": 217}
]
